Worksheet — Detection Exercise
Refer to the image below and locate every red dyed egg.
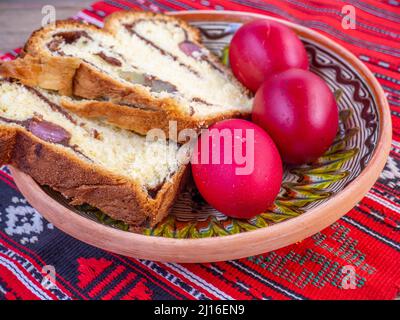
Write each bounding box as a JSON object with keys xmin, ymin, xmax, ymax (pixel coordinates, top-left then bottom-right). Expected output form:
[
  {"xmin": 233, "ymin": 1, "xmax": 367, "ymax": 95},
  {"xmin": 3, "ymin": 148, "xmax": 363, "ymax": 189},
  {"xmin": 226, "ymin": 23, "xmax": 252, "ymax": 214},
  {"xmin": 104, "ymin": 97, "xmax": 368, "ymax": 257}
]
[
  {"xmin": 252, "ymin": 68, "xmax": 339, "ymax": 164},
  {"xmin": 191, "ymin": 119, "xmax": 283, "ymax": 219},
  {"xmin": 229, "ymin": 19, "xmax": 309, "ymax": 92}
]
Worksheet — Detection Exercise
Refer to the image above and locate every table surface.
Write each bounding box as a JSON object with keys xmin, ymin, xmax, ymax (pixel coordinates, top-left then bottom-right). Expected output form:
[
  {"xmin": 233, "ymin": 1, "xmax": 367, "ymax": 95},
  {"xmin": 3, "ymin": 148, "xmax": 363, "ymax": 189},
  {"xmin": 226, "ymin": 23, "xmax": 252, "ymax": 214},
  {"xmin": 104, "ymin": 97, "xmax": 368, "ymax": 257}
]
[{"xmin": 0, "ymin": 0, "xmax": 92, "ymax": 53}]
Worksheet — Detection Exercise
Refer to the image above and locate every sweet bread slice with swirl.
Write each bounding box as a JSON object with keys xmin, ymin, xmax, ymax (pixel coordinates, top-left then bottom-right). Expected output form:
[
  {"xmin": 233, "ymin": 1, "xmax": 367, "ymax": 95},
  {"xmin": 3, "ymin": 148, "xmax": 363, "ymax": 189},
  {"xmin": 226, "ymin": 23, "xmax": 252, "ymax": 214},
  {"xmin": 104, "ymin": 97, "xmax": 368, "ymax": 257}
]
[
  {"xmin": 0, "ymin": 12, "xmax": 252, "ymax": 140},
  {"xmin": 0, "ymin": 79, "xmax": 188, "ymax": 229}
]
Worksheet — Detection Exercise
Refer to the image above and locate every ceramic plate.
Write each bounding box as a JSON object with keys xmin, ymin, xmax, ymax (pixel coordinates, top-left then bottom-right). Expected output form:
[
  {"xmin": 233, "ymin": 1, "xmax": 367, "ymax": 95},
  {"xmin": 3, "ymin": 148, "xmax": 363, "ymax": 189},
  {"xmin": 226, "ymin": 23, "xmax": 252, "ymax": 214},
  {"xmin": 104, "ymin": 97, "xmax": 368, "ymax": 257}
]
[{"xmin": 10, "ymin": 11, "xmax": 391, "ymax": 262}]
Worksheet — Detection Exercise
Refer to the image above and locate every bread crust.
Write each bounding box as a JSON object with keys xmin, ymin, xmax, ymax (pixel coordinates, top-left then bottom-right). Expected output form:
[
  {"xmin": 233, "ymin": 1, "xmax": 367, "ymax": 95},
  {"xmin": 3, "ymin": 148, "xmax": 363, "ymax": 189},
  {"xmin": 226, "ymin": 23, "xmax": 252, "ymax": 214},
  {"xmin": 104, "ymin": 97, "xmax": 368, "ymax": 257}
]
[
  {"xmin": 60, "ymin": 96, "xmax": 249, "ymax": 141},
  {"xmin": 0, "ymin": 54, "xmax": 81, "ymax": 96},
  {"xmin": 0, "ymin": 13, "xmax": 252, "ymax": 139},
  {"xmin": 0, "ymin": 124, "xmax": 188, "ymax": 228},
  {"xmin": 60, "ymin": 97, "xmax": 196, "ymax": 138},
  {"xmin": 104, "ymin": 11, "xmax": 203, "ymax": 43}
]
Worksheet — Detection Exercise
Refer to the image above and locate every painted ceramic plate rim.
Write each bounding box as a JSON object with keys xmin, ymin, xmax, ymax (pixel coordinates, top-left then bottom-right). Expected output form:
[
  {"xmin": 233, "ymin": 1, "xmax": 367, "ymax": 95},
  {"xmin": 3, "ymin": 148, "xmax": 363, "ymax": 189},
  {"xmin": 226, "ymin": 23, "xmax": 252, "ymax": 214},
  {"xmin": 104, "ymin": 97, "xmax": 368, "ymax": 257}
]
[{"xmin": 10, "ymin": 10, "xmax": 392, "ymax": 263}]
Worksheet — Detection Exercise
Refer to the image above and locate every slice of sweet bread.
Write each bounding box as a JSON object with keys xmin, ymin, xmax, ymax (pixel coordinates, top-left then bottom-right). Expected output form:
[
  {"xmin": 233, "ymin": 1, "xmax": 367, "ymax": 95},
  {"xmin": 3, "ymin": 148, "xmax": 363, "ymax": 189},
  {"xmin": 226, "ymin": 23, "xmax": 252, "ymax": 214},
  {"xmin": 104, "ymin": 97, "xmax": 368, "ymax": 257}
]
[
  {"xmin": 0, "ymin": 12, "xmax": 252, "ymax": 140},
  {"xmin": 0, "ymin": 79, "xmax": 188, "ymax": 229}
]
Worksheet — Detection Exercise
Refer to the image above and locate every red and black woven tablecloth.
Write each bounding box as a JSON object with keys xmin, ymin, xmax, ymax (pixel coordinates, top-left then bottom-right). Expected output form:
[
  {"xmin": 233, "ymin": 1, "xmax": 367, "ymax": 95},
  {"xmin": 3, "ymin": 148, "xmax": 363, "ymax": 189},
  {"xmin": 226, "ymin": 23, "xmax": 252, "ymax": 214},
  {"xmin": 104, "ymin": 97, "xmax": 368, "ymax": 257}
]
[{"xmin": 0, "ymin": 0, "xmax": 399, "ymax": 300}]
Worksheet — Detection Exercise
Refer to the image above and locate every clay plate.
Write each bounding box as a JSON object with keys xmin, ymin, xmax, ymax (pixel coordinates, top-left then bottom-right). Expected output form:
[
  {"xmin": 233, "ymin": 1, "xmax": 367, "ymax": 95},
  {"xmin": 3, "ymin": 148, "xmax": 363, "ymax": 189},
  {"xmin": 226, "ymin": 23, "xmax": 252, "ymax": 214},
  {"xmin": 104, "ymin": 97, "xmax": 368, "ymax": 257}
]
[{"xmin": 10, "ymin": 10, "xmax": 392, "ymax": 262}]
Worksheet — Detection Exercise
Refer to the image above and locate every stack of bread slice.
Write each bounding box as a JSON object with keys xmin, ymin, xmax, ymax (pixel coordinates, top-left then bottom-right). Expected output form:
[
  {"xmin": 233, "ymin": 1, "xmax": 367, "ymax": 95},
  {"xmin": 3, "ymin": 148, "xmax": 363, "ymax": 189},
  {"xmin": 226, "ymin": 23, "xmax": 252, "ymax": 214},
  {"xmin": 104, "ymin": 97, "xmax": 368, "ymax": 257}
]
[{"xmin": 0, "ymin": 12, "xmax": 252, "ymax": 229}]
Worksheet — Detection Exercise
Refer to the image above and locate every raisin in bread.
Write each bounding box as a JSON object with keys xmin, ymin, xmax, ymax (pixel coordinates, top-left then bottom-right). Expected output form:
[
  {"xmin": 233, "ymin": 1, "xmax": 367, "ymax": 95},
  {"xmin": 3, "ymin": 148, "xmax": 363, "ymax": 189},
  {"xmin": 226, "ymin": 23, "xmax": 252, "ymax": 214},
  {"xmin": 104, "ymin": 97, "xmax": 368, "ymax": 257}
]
[
  {"xmin": 0, "ymin": 79, "xmax": 188, "ymax": 229},
  {"xmin": 0, "ymin": 12, "xmax": 252, "ymax": 140}
]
